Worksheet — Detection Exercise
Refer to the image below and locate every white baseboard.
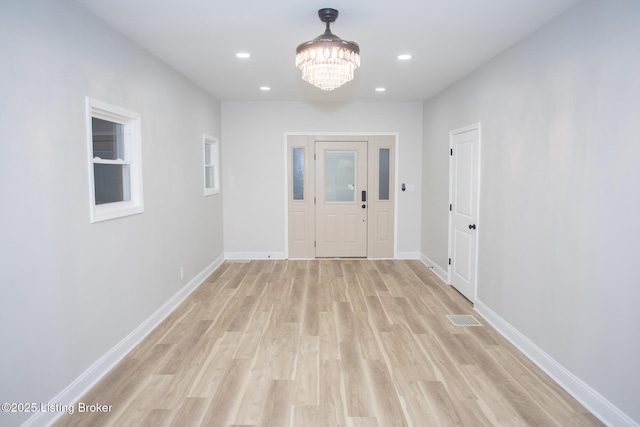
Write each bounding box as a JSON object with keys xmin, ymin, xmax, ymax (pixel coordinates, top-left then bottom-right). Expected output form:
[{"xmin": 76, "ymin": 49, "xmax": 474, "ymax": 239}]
[
  {"xmin": 395, "ymin": 251, "xmax": 420, "ymax": 260},
  {"xmin": 224, "ymin": 252, "xmax": 286, "ymax": 260},
  {"xmin": 419, "ymin": 252, "xmax": 449, "ymax": 284},
  {"xmin": 475, "ymin": 299, "xmax": 639, "ymax": 427},
  {"xmin": 23, "ymin": 254, "xmax": 225, "ymax": 427}
]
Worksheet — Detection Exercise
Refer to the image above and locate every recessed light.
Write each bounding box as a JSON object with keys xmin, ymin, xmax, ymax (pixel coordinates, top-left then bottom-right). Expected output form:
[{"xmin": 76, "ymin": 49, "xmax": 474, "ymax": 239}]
[
  {"xmin": 397, "ymin": 54, "xmax": 412, "ymax": 60},
  {"xmin": 375, "ymin": 87, "xmax": 386, "ymax": 92},
  {"xmin": 236, "ymin": 52, "xmax": 251, "ymax": 59},
  {"xmin": 260, "ymin": 86, "xmax": 271, "ymax": 91}
]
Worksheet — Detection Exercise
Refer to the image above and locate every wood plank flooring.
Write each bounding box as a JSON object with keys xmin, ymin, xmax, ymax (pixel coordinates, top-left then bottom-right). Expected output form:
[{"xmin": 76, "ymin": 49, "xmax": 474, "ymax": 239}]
[{"xmin": 54, "ymin": 260, "xmax": 602, "ymax": 426}]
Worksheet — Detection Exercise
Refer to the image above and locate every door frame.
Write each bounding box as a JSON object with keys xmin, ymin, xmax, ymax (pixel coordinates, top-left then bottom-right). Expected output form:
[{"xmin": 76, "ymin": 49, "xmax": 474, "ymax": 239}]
[
  {"xmin": 284, "ymin": 132, "xmax": 399, "ymax": 259},
  {"xmin": 447, "ymin": 123, "xmax": 482, "ymax": 301}
]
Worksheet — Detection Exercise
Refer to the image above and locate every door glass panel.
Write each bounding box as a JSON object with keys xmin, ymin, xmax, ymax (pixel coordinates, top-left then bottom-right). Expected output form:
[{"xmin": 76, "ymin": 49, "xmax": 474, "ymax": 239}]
[
  {"xmin": 292, "ymin": 147, "xmax": 304, "ymax": 200},
  {"xmin": 325, "ymin": 151, "xmax": 356, "ymax": 202},
  {"xmin": 379, "ymin": 148, "xmax": 390, "ymax": 200}
]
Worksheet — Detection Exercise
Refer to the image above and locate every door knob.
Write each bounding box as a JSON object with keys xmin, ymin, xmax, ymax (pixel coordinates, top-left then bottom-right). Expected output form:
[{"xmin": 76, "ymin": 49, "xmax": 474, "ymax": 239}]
[
  {"xmin": 469, "ymin": 224, "xmax": 476, "ymax": 230},
  {"xmin": 362, "ymin": 204, "xmax": 367, "ymax": 209}
]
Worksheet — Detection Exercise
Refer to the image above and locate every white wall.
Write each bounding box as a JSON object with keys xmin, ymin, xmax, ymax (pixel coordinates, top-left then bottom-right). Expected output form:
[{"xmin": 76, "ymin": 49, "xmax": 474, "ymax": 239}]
[
  {"xmin": 0, "ymin": 1, "xmax": 223, "ymax": 425},
  {"xmin": 421, "ymin": 0, "xmax": 640, "ymax": 424},
  {"xmin": 221, "ymin": 101, "xmax": 423, "ymax": 258}
]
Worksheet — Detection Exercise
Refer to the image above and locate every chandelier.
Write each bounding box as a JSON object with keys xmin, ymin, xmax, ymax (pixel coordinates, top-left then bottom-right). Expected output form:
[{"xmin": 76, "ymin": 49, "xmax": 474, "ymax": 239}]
[{"xmin": 295, "ymin": 8, "xmax": 360, "ymax": 91}]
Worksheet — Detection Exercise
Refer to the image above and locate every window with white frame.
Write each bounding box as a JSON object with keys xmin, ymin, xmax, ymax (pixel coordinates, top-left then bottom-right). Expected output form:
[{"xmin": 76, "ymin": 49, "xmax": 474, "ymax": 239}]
[
  {"xmin": 86, "ymin": 98, "xmax": 144, "ymax": 222},
  {"xmin": 203, "ymin": 134, "xmax": 220, "ymax": 196}
]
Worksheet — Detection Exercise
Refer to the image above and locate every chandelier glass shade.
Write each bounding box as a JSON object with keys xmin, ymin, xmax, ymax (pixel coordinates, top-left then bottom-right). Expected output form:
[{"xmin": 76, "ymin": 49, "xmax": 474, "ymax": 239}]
[{"xmin": 295, "ymin": 8, "xmax": 360, "ymax": 91}]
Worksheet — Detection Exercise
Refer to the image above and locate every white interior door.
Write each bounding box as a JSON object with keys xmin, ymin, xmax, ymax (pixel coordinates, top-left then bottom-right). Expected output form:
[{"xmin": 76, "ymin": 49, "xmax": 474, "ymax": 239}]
[
  {"xmin": 450, "ymin": 126, "xmax": 480, "ymax": 302},
  {"xmin": 315, "ymin": 141, "xmax": 368, "ymax": 257}
]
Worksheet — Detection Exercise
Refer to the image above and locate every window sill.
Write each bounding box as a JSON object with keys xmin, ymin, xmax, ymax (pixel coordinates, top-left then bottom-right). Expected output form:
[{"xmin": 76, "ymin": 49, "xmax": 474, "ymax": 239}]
[{"xmin": 90, "ymin": 201, "xmax": 144, "ymax": 223}]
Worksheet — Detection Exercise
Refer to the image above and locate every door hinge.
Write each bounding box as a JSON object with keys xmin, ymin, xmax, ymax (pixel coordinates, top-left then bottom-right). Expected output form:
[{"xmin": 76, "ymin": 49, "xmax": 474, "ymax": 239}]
[
  {"xmin": 449, "ymin": 204, "xmax": 452, "ymax": 211},
  {"xmin": 448, "ymin": 258, "xmax": 452, "ymax": 265},
  {"xmin": 314, "ymin": 241, "xmax": 316, "ymax": 247},
  {"xmin": 314, "ymin": 153, "xmax": 316, "ymax": 160},
  {"xmin": 314, "ymin": 197, "xmax": 316, "ymax": 205},
  {"xmin": 450, "ymin": 148, "xmax": 453, "ymax": 156}
]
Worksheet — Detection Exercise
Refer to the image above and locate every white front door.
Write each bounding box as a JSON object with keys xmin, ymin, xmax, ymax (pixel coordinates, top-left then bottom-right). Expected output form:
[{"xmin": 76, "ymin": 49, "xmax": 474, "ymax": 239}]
[
  {"xmin": 315, "ymin": 141, "xmax": 368, "ymax": 257},
  {"xmin": 450, "ymin": 126, "xmax": 480, "ymax": 302}
]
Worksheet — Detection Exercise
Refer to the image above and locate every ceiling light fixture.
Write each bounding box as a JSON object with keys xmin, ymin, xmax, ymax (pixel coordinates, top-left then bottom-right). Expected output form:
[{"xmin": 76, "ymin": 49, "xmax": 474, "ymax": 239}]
[
  {"xmin": 295, "ymin": 8, "xmax": 360, "ymax": 91},
  {"xmin": 375, "ymin": 87, "xmax": 386, "ymax": 92},
  {"xmin": 236, "ymin": 52, "xmax": 250, "ymax": 59},
  {"xmin": 397, "ymin": 54, "xmax": 412, "ymax": 60}
]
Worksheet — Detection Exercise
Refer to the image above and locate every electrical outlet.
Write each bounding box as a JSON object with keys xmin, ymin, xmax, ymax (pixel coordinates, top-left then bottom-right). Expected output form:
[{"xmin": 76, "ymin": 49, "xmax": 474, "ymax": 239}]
[{"xmin": 180, "ymin": 267, "xmax": 184, "ymax": 280}]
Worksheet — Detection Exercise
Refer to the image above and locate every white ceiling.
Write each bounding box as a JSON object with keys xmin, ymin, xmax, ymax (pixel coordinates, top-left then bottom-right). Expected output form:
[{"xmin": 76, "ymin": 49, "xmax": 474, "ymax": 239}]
[{"xmin": 75, "ymin": 0, "xmax": 580, "ymax": 102}]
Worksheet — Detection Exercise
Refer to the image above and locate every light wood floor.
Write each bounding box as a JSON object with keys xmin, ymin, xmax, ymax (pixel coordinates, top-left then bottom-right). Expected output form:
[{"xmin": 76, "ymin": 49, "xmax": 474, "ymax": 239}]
[{"xmin": 54, "ymin": 260, "xmax": 602, "ymax": 426}]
